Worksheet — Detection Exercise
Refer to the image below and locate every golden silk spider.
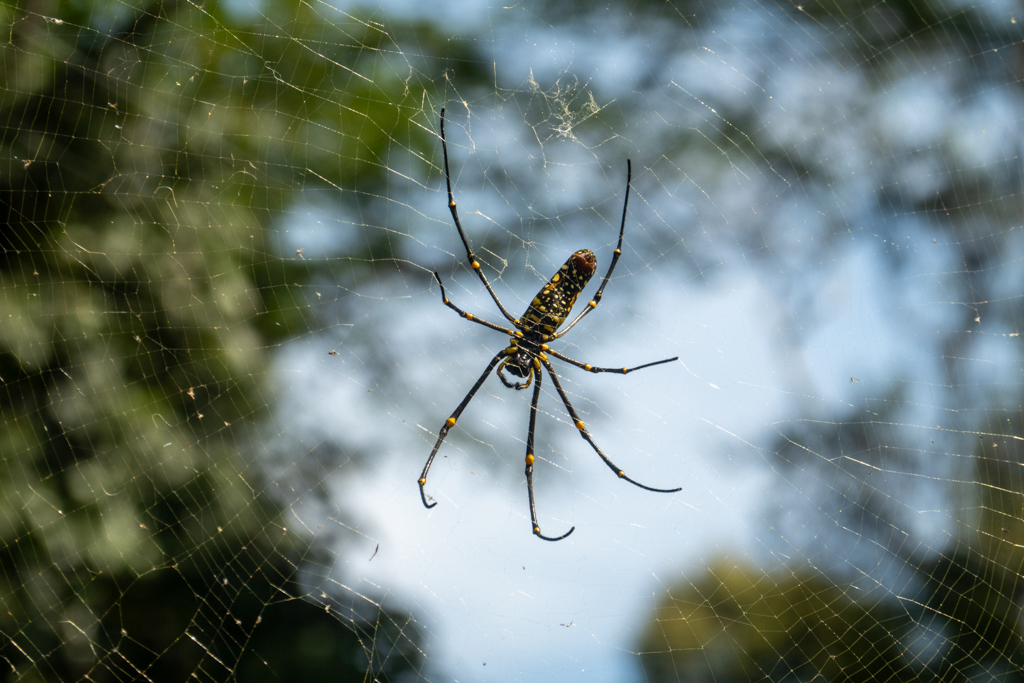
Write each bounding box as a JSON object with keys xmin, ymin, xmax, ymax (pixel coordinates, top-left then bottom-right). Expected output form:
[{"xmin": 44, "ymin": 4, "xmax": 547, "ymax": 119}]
[{"xmin": 419, "ymin": 109, "xmax": 680, "ymax": 541}]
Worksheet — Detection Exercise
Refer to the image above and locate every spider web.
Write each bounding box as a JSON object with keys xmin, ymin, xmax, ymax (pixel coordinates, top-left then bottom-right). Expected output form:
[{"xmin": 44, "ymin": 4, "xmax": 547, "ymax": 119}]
[{"xmin": 2, "ymin": 0, "xmax": 1023, "ymax": 680}]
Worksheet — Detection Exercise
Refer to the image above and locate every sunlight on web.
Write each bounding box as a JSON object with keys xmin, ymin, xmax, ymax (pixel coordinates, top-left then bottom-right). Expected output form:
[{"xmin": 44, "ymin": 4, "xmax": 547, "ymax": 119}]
[{"xmin": 3, "ymin": 0, "xmax": 1024, "ymax": 681}]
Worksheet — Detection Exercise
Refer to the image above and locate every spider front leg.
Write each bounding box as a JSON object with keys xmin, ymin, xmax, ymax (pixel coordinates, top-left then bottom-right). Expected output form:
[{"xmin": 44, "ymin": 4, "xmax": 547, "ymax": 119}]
[
  {"xmin": 524, "ymin": 361, "xmax": 575, "ymax": 541},
  {"xmin": 419, "ymin": 351, "xmax": 505, "ymax": 508},
  {"xmin": 440, "ymin": 108, "xmax": 518, "ymax": 324},
  {"xmin": 547, "ymin": 159, "xmax": 632, "ymax": 341},
  {"xmin": 540, "ymin": 357, "xmax": 681, "ymax": 495}
]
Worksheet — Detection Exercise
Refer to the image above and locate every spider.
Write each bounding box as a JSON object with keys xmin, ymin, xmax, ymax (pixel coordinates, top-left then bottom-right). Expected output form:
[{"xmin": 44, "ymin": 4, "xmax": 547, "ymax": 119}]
[{"xmin": 419, "ymin": 108, "xmax": 680, "ymax": 541}]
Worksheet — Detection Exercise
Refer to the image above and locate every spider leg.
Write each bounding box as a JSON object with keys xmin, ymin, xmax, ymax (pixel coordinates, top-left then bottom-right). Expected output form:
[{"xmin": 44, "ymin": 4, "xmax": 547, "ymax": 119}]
[
  {"xmin": 440, "ymin": 108, "xmax": 518, "ymax": 324},
  {"xmin": 540, "ymin": 357, "xmax": 681, "ymax": 494},
  {"xmin": 544, "ymin": 346, "xmax": 678, "ymax": 375},
  {"xmin": 525, "ymin": 363, "xmax": 575, "ymax": 541},
  {"xmin": 419, "ymin": 351, "xmax": 505, "ymax": 509},
  {"xmin": 548, "ymin": 159, "xmax": 631, "ymax": 340},
  {"xmin": 434, "ymin": 272, "xmax": 518, "ymax": 336}
]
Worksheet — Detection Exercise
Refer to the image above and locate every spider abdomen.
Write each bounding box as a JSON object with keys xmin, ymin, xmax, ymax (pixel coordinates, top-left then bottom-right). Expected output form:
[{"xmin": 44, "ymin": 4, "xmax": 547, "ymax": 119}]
[{"xmin": 519, "ymin": 250, "xmax": 597, "ymax": 336}]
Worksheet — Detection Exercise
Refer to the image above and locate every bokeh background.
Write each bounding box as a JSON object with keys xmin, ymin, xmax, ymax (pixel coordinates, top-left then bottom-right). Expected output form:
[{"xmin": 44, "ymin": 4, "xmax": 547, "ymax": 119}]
[{"xmin": 3, "ymin": 0, "xmax": 1024, "ymax": 680}]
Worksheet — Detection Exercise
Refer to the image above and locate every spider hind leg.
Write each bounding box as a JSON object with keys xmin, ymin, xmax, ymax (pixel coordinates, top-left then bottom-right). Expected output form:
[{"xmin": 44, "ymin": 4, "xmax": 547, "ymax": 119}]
[
  {"xmin": 524, "ymin": 366, "xmax": 575, "ymax": 542},
  {"xmin": 541, "ymin": 356, "xmax": 681, "ymax": 495}
]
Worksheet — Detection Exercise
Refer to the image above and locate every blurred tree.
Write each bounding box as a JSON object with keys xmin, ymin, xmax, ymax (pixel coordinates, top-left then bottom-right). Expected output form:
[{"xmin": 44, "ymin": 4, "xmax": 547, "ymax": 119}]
[{"xmin": 0, "ymin": 0, "xmax": 459, "ymax": 678}]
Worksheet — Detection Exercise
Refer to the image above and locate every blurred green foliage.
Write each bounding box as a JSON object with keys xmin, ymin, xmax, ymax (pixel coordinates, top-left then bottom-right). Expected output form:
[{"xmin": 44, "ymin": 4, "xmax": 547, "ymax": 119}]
[{"xmin": 0, "ymin": 0, "xmax": 452, "ymax": 678}]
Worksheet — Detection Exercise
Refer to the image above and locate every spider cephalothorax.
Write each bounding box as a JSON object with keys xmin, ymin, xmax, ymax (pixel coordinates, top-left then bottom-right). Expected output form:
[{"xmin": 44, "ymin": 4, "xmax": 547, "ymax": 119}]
[{"xmin": 419, "ymin": 108, "xmax": 680, "ymax": 541}]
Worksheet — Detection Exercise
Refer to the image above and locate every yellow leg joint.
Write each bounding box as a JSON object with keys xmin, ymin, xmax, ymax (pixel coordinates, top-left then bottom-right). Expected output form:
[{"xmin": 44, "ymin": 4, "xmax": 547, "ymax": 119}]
[
  {"xmin": 471, "ymin": 261, "xmax": 480, "ymax": 270},
  {"xmin": 533, "ymin": 358, "xmax": 542, "ymax": 370},
  {"xmin": 534, "ymin": 525, "xmax": 541, "ymax": 534},
  {"xmin": 617, "ymin": 470, "xmax": 625, "ymax": 478},
  {"xmin": 465, "ymin": 313, "xmax": 474, "ymax": 320},
  {"xmin": 419, "ymin": 477, "xmax": 426, "ymax": 484},
  {"xmin": 541, "ymin": 344, "xmax": 549, "ymax": 351},
  {"xmin": 614, "ymin": 248, "xmax": 621, "ymax": 254},
  {"xmin": 575, "ymin": 420, "xmax": 585, "ymax": 431},
  {"xmin": 526, "ymin": 453, "xmax": 534, "ymax": 465},
  {"xmin": 449, "ymin": 200, "xmax": 456, "ymax": 208},
  {"xmin": 584, "ymin": 364, "xmax": 593, "ymax": 371},
  {"xmin": 588, "ymin": 300, "xmax": 597, "ymax": 308},
  {"xmin": 446, "ymin": 417, "xmax": 457, "ymax": 428},
  {"xmin": 622, "ymin": 367, "xmax": 628, "ymax": 373}
]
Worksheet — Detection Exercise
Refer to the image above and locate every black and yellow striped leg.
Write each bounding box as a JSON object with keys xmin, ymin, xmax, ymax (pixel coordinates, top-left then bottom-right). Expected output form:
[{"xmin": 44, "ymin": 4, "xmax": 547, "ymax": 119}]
[
  {"xmin": 550, "ymin": 159, "xmax": 632, "ymax": 340},
  {"xmin": 525, "ymin": 364, "xmax": 575, "ymax": 541},
  {"xmin": 440, "ymin": 108, "xmax": 518, "ymax": 324},
  {"xmin": 540, "ymin": 357, "xmax": 681, "ymax": 495},
  {"xmin": 434, "ymin": 272, "xmax": 518, "ymax": 337},
  {"xmin": 544, "ymin": 347, "xmax": 679, "ymax": 375},
  {"xmin": 419, "ymin": 351, "xmax": 505, "ymax": 509}
]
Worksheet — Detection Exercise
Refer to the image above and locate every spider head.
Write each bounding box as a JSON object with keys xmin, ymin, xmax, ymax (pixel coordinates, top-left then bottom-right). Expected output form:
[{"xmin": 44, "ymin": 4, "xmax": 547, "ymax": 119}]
[
  {"xmin": 497, "ymin": 351, "xmax": 536, "ymax": 390},
  {"xmin": 505, "ymin": 354, "xmax": 532, "ymax": 378}
]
